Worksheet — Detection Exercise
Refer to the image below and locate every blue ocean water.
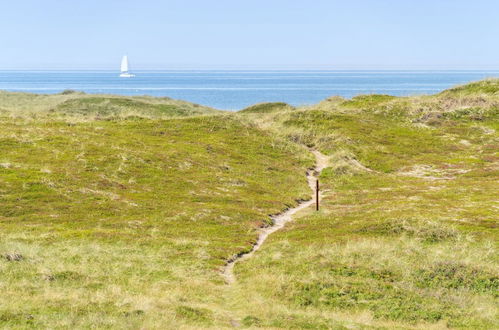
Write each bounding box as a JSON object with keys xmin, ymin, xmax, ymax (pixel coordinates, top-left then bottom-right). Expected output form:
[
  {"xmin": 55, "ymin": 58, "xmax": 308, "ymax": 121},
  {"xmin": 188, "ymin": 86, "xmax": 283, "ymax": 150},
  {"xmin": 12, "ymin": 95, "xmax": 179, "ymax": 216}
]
[{"xmin": 0, "ymin": 70, "xmax": 497, "ymax": 110}]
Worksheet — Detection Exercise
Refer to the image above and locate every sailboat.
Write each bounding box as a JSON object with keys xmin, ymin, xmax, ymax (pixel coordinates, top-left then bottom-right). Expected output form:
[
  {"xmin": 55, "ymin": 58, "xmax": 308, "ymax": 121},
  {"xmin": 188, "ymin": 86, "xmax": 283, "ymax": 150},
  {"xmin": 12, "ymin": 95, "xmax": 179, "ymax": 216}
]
[{"xmin": 119, "ymin": 55, "xmax": 135, "ymax": 77}]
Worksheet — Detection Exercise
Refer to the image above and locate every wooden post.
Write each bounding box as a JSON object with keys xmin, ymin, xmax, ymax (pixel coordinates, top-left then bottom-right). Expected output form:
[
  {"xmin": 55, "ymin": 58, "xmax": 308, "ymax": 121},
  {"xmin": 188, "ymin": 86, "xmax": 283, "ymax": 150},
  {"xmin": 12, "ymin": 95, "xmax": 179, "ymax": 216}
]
[{"xmin": 316, "ymin": 179, "xmax": 319, "ymax": 211}]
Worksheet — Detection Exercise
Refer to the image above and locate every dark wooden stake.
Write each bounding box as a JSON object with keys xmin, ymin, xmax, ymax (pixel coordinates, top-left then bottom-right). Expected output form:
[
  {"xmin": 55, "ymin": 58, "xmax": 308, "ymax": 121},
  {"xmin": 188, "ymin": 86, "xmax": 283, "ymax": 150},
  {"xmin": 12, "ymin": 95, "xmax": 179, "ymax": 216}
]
[{"xmin": 316, "ymin": 179, "xmax": 319, "ymax": 211}]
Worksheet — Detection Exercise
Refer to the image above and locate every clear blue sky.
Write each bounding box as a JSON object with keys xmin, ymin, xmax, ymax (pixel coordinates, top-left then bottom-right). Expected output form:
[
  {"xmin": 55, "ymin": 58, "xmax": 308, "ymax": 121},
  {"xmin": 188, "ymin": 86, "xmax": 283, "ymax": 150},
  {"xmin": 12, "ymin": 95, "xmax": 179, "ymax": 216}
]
[{"xmin": 0, "ymin": 0, "xmax": 498, "ymax": 69}]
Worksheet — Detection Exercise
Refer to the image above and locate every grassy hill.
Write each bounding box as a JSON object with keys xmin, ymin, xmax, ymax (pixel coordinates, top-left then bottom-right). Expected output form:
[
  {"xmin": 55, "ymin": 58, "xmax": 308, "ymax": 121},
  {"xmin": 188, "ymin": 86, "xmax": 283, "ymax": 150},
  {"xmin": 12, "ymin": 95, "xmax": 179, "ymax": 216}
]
[
  {"xmin": 0, "ymin": 90, "xmax": 219, "ymax": 120},
  {"xmin": 0, "ymin": 81, "xmax": 498, "ymax": 328},
  {"xmin": 233, "ymin": 80, "xmax": 498, "ymax": 328},
  {"xmin": 0, "ymin": 103, "xmax": 313, "ymax": 327},
  {"xmin": 238, "ymin": 102, "xmax": 294, "ymax": 114}
]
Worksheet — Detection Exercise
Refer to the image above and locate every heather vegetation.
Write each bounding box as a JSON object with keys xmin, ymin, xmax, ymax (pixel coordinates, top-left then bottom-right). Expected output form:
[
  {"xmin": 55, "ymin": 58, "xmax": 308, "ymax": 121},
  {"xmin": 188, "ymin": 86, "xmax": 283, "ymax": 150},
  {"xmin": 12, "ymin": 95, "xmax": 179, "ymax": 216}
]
[
  {"xmin": 239, "ymin": 102, "xmax": 294, "ymax": 114},
  {"xmin": 0, "ymin": 90, "xmax": 219, "ymax": 120},
  {"xmin": 0, "ymin": 80, "xmax": 497, "ymax": 328}
]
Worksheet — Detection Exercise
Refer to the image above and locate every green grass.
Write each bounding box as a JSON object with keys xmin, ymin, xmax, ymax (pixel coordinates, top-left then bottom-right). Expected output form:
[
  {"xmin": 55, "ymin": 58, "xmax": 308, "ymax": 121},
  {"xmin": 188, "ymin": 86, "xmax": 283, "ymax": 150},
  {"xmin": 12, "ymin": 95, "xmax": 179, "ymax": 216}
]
[
  {"xmin": 238, "ymin": 102, "xmax": 294, "ymax": 114},
  {"xmin": 0, "ymin": 90, "xmax": 218, "ymax": 120},
  {"xmin": 340, "ymin": 94, "xmax": 398, "ymax": 110},
  {"xmin": 52, "ymin": 96, "xmax": 217, "ymax": 118},
  {"xmin": 0, "ymin": 80, "xmax": 498, "ymax": 328},
  {"xmin": 441, "ymin": 78, "xmax": 499, "ymax": 95},
  {"xmin": 280, "ymin": 110, "xmax": 456, "ymax": 172},
  {"xmin": 0, "ymin": 113, "xmax": 312, "ymax": 328},
  {"xmin": 232, "ymin": 81, "xmax": 498, "ymax": 328}
]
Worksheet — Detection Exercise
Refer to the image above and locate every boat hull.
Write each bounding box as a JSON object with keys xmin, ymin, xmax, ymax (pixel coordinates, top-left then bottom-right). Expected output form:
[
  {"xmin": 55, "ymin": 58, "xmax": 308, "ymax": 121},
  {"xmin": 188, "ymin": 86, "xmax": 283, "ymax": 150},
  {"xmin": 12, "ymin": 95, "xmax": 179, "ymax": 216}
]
[{"xmin": 119, "ymin": 73, "xmax": 135, "ymax": 78}]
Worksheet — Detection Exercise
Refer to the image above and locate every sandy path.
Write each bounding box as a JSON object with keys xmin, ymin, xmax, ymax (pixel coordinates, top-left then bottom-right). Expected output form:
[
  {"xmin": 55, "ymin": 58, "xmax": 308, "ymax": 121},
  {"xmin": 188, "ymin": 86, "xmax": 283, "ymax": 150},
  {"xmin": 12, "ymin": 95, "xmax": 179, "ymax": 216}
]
[{"xmin": 222, "ymin": 150, "xmax": 329, "ymax": 284}]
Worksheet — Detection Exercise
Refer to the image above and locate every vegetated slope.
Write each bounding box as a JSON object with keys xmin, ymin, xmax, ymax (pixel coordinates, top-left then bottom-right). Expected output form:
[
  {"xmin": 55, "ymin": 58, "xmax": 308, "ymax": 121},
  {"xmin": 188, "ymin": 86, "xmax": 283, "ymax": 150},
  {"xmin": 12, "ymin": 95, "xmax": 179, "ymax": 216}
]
[
  {"xmin": 0, "ymin": 80, "xmax": 497, "ymax": 328},
  {"xmin": 0, "ymin": 113, "xmax": 312, "ymax": 328},
  {"xmin": 0, "ymin": 90, "xmax": 219, "ymax": 119},
  {"xmin": 232, "ymin": 79, "xmax": 498, "ymax": 328},
  {"xmin": 440, "ymin": 78, "xmax": 499, "ymax": 95},
  {"xmin": 238, "ymin": 102, "xmax": 294, "ymax": 114}
]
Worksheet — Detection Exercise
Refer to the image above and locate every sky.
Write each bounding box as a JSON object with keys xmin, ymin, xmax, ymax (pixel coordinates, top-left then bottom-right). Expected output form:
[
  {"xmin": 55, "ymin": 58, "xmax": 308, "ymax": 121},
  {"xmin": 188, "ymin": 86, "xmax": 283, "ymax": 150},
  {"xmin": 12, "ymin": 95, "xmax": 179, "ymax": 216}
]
[{"xmin": 0, "ymin": 0, "xmax": 498, "ymax": 70}]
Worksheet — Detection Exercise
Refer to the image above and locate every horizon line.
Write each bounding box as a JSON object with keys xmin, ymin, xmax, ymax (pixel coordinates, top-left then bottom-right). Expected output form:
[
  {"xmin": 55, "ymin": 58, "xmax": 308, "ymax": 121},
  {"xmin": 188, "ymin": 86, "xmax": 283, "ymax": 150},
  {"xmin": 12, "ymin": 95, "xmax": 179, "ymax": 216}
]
[{"xmin": 1, "ymin": 68, "xmax": 499, "ymax": 72}]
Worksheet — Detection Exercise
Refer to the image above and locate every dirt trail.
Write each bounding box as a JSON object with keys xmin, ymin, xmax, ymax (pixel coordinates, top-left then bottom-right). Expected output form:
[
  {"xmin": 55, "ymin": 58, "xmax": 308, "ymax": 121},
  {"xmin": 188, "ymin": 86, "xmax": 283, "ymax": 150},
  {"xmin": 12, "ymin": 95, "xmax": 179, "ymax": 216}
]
[{"xmin": 222, "ymin": 150, "xmax": 329, "ymax": 284}]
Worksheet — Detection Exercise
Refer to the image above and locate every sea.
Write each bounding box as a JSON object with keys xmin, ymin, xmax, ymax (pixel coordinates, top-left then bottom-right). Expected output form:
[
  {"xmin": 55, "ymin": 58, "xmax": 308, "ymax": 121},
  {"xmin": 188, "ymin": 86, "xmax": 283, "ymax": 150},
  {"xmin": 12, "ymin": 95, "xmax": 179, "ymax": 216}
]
[{"xmin": 0, "ymin": 70, "xmax": 497, "ymax": 110}]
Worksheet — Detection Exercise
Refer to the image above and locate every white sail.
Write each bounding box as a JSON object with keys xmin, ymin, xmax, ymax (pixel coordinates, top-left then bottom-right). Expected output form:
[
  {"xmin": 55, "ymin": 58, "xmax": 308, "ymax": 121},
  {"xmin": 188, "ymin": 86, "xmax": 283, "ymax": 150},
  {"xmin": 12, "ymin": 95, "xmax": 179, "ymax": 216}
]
[
  {"xmin": 120, "ymin": 55, "xmax": 129, "ymax": 73},
  {"xmin": 119, "ymin": 55, "xmax": 135, "ymax": 77}
]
